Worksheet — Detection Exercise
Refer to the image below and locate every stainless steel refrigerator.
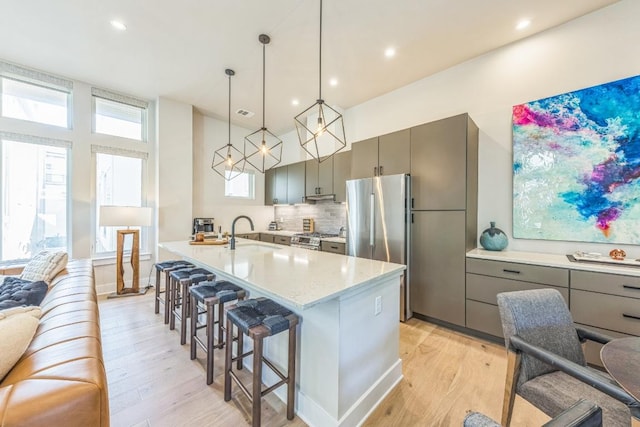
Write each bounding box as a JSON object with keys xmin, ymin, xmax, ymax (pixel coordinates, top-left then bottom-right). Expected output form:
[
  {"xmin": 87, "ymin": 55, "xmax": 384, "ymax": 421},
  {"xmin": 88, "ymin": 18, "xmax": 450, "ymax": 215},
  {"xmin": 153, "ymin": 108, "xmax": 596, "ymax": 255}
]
[{"xmin": 346, "ymin": 174, "xmax": 411, "ymax": 321}]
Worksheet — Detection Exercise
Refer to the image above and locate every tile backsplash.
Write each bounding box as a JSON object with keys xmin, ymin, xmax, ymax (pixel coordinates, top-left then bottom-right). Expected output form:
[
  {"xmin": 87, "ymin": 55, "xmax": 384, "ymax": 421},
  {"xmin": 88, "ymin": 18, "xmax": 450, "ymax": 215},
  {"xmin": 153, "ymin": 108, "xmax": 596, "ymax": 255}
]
[{"xmin": 274, "ymin": 201, "xmax": 346, "ymax": 234}]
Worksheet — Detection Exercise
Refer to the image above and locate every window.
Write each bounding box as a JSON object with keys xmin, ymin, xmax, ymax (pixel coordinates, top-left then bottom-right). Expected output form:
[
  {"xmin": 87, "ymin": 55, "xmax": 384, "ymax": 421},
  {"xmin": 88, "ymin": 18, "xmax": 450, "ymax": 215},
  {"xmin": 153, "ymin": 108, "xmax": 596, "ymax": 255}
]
[
  {"xmin": 92, "ymin": 88, "xmax": 148, "ymax": 141},
  {"xmin": 95, "ymin": 151, "xmax": 146, "ymax": 254},
  {"xmin": 0, "ymin": 134, "xmax": 70, "ymax": 263},
  {"xmin": 0, "ymin": 76, "xmax": 71, "ymax": 128},
  {"xmin": 225, "ymin": 170, "xmax": 255, "ymax": 199}
]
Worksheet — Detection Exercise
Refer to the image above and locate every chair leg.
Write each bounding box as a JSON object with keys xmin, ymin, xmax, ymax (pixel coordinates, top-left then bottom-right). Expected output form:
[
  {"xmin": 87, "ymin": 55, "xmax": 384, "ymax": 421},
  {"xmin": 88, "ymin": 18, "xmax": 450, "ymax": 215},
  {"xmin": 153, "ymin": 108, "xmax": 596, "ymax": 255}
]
[
  {"xmin": 206, "ymin": 300, "xmax": 215, "ymax": 385},
  {"xmin": 224, "ymin": 317, "xmax": 233, "ymax": 401},
  {"xmin": 237, "ymin": 325, "xmax": 243, "ymax": 370},
  {"xmin": 154, "ymin": 269, "xmax": 161, "ymax": 314},
  {"xmin": 163, "ymin": 271, "xmax": 172, "ymax": 324},
  {"xmin": 169, "ymin": 277, "xmax": 177, "ymax": 330},
  {"xmin": 252, "ymin": 337, "xmax": 263, "ymax": 427},
  {"xmin": 501, "ymin": 350, "xmax": 521, "ymax": 427},
  {"xmin": 217, "ymin": 302, "xmax": 224, "ymax": 348},
  {"xmin": 287, "ymin": 325, "xmax": 296, "ymax": 420},
  {"xmin": 190, "ymin": 295, "xmax": 198, "ymax": 360},
  {"xmin": 180, "ymin": 281, "xmax": 189, "ymax": 345}
]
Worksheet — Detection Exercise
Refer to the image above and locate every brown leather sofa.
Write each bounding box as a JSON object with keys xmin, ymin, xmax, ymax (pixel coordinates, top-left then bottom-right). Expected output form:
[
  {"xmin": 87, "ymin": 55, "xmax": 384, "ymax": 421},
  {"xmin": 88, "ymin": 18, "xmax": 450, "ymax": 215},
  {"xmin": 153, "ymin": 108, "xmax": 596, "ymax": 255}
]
[{"xmin": 0, "ymin": 259, "xmax": 109, "ymax": 427}]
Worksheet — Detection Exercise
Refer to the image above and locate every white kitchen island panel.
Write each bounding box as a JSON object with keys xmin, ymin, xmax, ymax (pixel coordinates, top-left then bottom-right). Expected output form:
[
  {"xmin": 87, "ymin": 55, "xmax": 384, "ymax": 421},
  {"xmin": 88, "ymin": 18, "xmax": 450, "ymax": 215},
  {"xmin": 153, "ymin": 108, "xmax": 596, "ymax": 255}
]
[{"xmin": 159, "ymin": 239, "xmax": 405, "ymax": 427}]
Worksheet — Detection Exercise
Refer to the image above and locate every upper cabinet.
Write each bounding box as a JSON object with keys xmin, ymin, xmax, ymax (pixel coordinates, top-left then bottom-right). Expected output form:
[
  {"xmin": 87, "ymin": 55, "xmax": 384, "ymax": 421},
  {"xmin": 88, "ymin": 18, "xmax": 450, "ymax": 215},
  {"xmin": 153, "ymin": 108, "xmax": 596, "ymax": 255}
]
[
  {"xmin": 305, "ymin": 157, "xmax": 333, "ymax": 196},
  {"xmin": 265, "ymin": 165, "xmax": 289, "ymax": 205},
  {"xmin": 287, "ymin": 162, "xmax": 306, "ymax": 204},
  {"xmin": 410, "ymin": 114, "xmax": 478, "ymax": 211},
  {"xmin": 265, "ymin": 168, "xmax": 275, "ymax": 206},
  {"xmin": 333, "ymin": 150, "xmax": 351, "ymax": 203},
  {"xmin": 350, "ymin": 129, "xmax": 410, "ymax": 179}
]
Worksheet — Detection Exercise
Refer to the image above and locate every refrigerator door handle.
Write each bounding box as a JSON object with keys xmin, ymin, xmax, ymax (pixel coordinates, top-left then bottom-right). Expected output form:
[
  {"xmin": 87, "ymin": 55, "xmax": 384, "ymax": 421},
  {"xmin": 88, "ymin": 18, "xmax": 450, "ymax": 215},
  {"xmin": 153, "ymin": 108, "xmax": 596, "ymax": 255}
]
[{"xmin": 370, "ymin": 192, "xmax": 375, "ymax": 246}]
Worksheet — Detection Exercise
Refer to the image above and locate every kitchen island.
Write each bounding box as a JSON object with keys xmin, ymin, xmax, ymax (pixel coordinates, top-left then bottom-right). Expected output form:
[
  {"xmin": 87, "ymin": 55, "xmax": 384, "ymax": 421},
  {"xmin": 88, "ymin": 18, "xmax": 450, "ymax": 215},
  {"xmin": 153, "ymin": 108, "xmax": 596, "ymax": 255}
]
[{"xmin": 159, "ymin": 239, "xmax": 405, "ymax": 427}]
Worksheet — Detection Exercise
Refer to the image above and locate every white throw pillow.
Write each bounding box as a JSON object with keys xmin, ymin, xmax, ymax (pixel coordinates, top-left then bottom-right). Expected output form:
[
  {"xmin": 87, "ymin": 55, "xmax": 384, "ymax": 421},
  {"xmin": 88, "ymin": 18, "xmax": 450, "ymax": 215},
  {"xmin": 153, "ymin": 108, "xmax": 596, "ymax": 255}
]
[
  {"xmin": 0, "ymin": 306, "xmax": 41, "ymax": 380},
  {"xmin": 20, "ymin": 251, "xmax": 68, "ymax": 283}
]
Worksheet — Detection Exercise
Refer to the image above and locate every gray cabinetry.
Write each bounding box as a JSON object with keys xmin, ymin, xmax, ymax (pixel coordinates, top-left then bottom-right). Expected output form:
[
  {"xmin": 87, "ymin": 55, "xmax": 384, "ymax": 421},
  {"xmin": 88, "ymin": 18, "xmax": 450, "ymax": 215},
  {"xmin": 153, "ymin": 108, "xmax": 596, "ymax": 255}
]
[
  {"xmin": 333, "ymin": 150, "xmax": 351, "ymax": 203},
  {"xmin": 411, "ymin": 211, "xmax": 466, "ymax": 326},
  {"xmin": 350, "ymin": 129, "xmax": 410, "ymax": 179},
  {"xmin": 305, "ymin": 158, "xmax": 333, "ymax": 196},
  {"xmin": 410, "ymin": 113, "xmax": 478, "ymax": 326},
  {"xmin": 570, "ymin": 270, "xmax": 640, "ymax": 366},
  {"xmin": 465, "ymin": 258, "xmax": 569, "ymax": 338},
  {"xmin": 259, "ymin": 233, "xmax": 275, "ymax": 243},
  {"xmin": 287, "ymin": 162, "xmax": 306, "ymax": 204},
  {"xmin": 411, "ymin": 114, "xmax": 477, "ymax": 210},
  {"xmin": 265, "ymin": 168, "xmax": 275, "ymax": 206},
  {"xmin": 321, "ymin": 240, "xmax": 345, "ymax": 254},
  {"xmin": 274, "ymin": 235, "xmax": 292, "ymax": 246},
  {"xmin": 274, "ymin": 166, "xmax": 288, "ymax": 204},
  {"xmin": 236, "ymin": 233, "xmax": 259, "ymax": 240}
]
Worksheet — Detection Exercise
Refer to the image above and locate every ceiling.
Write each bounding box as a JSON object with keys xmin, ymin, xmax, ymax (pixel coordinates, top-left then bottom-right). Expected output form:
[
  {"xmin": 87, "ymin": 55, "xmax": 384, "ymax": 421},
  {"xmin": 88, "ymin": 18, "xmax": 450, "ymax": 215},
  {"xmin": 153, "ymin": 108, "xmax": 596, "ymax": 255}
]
[{"xmin": 0, "ymin": 0, "xmax": 619, "ymax": 135}]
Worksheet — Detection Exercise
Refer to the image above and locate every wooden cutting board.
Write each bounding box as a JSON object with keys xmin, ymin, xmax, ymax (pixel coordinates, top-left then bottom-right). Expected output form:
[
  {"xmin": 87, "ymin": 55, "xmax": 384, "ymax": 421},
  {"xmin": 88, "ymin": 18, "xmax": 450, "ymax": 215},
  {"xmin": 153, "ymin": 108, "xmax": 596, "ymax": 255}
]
[{"xmin": 189, "ymin": 239, "xmax": 228, "ymax": 245}]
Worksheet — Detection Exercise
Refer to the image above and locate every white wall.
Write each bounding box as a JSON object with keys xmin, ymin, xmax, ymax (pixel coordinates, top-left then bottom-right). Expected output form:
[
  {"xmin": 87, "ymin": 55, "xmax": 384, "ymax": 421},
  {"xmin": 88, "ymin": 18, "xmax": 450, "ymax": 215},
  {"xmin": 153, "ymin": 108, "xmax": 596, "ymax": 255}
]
[
  {"xmin": 333, "ymin": 0, "xmax": 640, "ymax": 256},
  {"xmin": 192, "ymin": 111, "xmax": 273, "ymax": 233}
]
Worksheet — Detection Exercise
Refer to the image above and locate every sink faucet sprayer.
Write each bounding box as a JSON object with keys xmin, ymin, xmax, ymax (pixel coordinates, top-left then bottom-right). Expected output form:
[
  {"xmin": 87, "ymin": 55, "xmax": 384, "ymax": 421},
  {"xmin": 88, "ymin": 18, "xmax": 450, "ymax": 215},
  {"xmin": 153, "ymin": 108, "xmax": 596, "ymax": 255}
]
[{"xmin": 230, "ymin": 215, "xmax": 254, "ymax": 250}]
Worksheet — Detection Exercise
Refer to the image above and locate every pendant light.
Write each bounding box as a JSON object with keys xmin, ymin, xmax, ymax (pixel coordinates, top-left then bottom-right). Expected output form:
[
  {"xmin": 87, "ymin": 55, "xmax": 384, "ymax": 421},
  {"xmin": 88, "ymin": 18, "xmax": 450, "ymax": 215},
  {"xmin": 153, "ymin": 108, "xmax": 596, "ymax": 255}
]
[
  {"xmin": 244, "ymin": 34, "xmax": 282, "ymax": 173},
  {"xmin": 294, "ymin": 0, "xmax": 346, "ymax": 162},
  {"xmin": 212, "ymin": 69, "xmax": 245, "ymax": 180}
]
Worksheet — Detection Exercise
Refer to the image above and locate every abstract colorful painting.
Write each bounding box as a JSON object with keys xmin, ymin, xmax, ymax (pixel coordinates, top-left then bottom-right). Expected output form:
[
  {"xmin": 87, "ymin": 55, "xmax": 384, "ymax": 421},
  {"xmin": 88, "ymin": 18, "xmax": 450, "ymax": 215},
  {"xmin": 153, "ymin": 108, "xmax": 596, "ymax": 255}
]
[{"xmin": 513, "ymin": 75, "xmax": 640, "ymax": 244}]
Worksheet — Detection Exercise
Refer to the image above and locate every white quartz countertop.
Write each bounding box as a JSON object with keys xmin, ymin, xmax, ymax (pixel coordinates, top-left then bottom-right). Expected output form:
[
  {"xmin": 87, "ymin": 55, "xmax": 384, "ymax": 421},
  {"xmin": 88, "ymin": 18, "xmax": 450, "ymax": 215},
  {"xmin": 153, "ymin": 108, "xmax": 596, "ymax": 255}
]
[
  {"xmin": 467, "ymin": 248, "xmax": 640, "ymax": 277},
  {"xmin": 160, "ymin": 239, "xmax": 405, "ymax": 310}
]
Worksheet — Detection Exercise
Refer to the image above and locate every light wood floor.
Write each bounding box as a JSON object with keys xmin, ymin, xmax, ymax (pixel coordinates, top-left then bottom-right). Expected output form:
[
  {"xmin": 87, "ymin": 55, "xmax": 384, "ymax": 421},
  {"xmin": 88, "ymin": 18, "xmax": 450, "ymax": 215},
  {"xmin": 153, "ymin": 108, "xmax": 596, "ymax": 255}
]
[{"xmin": 99, "ymin": 291, "xmax": 549, "ymax": 427}]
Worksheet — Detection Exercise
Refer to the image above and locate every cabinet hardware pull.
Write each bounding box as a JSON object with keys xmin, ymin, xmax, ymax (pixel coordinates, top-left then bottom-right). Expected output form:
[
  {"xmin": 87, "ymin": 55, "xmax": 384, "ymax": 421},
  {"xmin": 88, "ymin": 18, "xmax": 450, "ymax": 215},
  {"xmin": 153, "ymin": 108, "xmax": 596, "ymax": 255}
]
[
  {"xmin": 623, "ymin": 285, "xmax": 640, "ymax": 291},
  {"xmin": 503, "ymin": 269, "xmax": 521, "ymax": 274},
  {"xmin": 411, "ymin": 213, "xmax": 414, "ymax": 223},
  {"xmin": 331, "ymin": 246, "xmax": 338, "ymax": 249},
  {"xmin": 374, "ymin": 166, "xmax": 378, "ymax": 176},
  {"xmin": 623, "ymin": 313, "xmax": 640, "ymax": 321},
  {"xmin": 411, "ymin": 198, "xmax": 414, "ymax": 209},
  {"xmin": 379, "ymin": 165, "xmax": 384, "ymax": 175}
]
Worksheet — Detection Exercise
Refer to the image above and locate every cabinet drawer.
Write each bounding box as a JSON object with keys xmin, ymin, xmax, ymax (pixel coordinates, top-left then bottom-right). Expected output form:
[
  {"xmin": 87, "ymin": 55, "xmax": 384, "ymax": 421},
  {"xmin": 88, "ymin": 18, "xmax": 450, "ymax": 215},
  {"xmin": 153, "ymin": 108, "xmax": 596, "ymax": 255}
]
[
  {"xmin": 274, "ymin": 236, "xmax": 291, "ymax": 246},
  {"xmin": 467, "ymin": 273, "xmax": 568, "ymax": 305},
  {"xmin": 466, "ymin": 258, "xmax": 568, "ymax": 288},
  {"xmin": 571, "ymin": 270, "xmax": 640, "ymax": 299},
  {"xmin": 259, "ymin": 233, "xmax": 275, "ymax": 243},
  {"xmin": 321, "ymin": 241, "xmax": 345, "ymax": 254},
  {"xmin": 575, "ymin": 323, "xmax": 632, "ymax": 368},
  {"xmin": 571, "ymin": 289, "xmax": 640, "ymax": 336},
  {"xmin": 466, "ymin": 300, "xmax": 503, "ymax": 338}
]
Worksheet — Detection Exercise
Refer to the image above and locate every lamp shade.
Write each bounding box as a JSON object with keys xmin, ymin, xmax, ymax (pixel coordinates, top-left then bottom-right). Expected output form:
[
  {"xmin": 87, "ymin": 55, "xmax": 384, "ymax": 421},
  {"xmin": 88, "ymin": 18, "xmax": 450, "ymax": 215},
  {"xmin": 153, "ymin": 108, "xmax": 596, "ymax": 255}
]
[{"xmin": 99, "ymin": 206, "xmax": 152, "ymax": 227}]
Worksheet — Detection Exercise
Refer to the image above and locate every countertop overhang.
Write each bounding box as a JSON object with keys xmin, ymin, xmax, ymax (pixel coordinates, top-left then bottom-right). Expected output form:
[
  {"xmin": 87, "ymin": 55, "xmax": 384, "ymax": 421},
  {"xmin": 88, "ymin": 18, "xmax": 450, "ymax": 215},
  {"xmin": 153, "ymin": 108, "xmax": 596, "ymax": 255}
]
[{"xmin": 160, "ymin": 239, "xmax": 404, "ymax": 310}]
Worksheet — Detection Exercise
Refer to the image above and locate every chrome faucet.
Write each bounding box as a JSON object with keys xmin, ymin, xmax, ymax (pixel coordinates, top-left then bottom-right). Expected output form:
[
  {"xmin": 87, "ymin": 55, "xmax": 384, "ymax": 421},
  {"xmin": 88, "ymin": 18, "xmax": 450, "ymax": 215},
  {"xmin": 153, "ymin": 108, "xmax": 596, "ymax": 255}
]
[{"xmin": 230, "ymin": 215, "xmax": 254, "ymax": 250}]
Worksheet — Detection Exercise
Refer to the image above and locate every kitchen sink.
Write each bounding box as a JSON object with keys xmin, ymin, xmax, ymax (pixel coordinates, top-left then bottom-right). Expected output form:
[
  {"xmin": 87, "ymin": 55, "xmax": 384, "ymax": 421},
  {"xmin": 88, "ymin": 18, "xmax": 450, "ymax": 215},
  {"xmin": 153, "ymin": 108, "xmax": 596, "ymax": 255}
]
[{"xmin": 233, "ymin": 243, "xmax": 282, "ymax": 253}]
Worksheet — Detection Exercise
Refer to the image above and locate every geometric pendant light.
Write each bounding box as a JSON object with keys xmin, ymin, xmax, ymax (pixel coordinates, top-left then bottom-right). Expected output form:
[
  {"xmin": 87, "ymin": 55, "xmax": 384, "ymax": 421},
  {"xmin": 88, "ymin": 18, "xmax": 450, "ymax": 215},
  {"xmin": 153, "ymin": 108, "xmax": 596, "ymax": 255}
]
[
  {"xmin": 244, "ymin": 34, "xmax": 283, "ymax": 173},
  {"xmin": 294, "ymin": 0, "xmax": 346, "ymax": 163},
  {"xmin": 211, "ymin": 68, "xmax": 245, "ymax": 181}
]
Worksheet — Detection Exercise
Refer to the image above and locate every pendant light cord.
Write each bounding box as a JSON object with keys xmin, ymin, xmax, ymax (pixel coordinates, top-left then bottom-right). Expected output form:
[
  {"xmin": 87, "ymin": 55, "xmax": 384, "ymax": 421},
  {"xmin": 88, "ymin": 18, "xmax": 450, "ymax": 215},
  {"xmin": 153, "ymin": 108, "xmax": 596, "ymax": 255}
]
[
  {"xmin": 318, "ymin": 0, "xmax": 323, "ymax": 100},
  {"xmin": 228, "ymin": 72, "xmax": 231, "ymax": 149},
  {"xmin": 262, "ymin": 42, "xmax": 266, "ymax": 128}
]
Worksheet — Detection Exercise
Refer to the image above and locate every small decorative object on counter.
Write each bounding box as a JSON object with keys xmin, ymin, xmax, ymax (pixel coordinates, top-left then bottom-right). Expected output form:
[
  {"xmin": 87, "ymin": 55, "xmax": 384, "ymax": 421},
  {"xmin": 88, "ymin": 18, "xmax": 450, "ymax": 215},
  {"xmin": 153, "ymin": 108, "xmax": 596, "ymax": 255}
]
[
  {"xmin": 609, "ymin": 248, "xmax": 626, "ymax": 260},
  {"xmin": 479, "ymin": 221, "xmax": 508, "ymax": 251}
]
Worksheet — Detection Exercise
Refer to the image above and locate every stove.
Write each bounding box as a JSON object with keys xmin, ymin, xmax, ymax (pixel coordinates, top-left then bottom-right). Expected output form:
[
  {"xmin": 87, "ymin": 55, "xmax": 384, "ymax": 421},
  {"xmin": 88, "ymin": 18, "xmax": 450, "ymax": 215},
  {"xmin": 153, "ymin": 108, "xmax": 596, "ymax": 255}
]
[{"xmin": 290, "ymin": 232, "xmax": 339, "ymax": 250}]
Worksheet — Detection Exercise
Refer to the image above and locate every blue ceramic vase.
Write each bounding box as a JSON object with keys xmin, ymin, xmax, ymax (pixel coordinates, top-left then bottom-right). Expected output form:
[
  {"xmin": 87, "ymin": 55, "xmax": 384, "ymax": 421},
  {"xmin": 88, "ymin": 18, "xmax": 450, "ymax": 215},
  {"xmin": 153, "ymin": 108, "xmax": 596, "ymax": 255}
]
[{"xmin": 479, "ymin": 221, "xmax": 508, "ymax": 251}]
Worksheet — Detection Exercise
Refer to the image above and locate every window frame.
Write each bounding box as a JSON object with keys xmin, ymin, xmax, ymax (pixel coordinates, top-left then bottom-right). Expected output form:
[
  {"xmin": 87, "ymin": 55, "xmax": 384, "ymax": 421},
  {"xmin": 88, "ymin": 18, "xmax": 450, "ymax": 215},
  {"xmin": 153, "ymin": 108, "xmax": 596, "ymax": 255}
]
[
  {"xmin": 91, "ymin": 88, "xmax": 149, "ymax": 142},
  {"xmin": 91, "ymin": 146, "xmax": 150, "ymax": 258},
  {"xmin": 224, "ymin": 169, "xmax": 256, "ymax": 199}
]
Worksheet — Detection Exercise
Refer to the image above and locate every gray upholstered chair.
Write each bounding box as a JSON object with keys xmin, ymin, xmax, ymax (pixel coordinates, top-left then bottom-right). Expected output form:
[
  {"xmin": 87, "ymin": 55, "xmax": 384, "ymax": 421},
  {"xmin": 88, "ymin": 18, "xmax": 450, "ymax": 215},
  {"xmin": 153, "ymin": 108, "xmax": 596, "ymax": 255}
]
[
  {"xmin": 497, "ymin": 288, "xmax": 640, "ymax": 427},
  {"xmin": 464, "ymin": 399, "xmax": 603, "ymax": 427}
]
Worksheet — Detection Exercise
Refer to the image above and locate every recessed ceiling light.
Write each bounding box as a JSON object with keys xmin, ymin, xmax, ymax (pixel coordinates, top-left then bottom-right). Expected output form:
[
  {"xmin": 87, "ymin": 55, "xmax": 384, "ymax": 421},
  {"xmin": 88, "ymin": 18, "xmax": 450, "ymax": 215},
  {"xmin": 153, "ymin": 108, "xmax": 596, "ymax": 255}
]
[
  {"xmin": 516, "ymin": 19, "xmax": 531, "ymax": 30},
  {"xmin": 385, "ymin": 47, "xmax": 396, "ymax": 58},
  {"xmin": 291, "ymin": 99, "xmax": 299, "ymax": 106},
  {"xmin": 110, "ymin": 20, "xmax": 127, "ymax": 31},
  {"xmin": 329, "ymin": 78, "xmax": 338, "ymax": 87}
]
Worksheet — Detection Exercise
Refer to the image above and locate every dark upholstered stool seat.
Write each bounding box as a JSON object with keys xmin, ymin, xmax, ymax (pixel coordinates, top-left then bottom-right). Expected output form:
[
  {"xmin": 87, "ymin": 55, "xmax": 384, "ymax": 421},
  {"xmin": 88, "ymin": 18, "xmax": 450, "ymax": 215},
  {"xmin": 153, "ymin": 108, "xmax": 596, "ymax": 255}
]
[
  {"xmin": 154, "ymin": 260, "xmax": 194, "ymax": 324},
  {"xmin": 169, "ymin": 267, "xmax": 215, "ymax": 344},
  {"xmin": 224, "ymin": 297, "xmax": 299, "ymax": 427},
  {"xmin": 189, "ymin": 280, "xmax": 246, "ymax": 384}
]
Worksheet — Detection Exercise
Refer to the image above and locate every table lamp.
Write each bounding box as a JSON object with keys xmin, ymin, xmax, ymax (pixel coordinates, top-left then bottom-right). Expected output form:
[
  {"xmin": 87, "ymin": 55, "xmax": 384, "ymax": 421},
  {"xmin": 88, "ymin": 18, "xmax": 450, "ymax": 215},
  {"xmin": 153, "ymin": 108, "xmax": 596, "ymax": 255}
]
[{"xmin": 99, "ymin": 205, "xmax": 153, "ymax": 295}]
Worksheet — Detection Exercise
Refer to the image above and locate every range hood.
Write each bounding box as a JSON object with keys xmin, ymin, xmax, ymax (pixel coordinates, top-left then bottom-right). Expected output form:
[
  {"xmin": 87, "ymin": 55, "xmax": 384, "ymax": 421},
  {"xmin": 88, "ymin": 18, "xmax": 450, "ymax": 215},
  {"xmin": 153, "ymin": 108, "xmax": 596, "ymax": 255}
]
[{"xmin": 304, "ymin": 194, "xmax": 336, "ymax": 203}]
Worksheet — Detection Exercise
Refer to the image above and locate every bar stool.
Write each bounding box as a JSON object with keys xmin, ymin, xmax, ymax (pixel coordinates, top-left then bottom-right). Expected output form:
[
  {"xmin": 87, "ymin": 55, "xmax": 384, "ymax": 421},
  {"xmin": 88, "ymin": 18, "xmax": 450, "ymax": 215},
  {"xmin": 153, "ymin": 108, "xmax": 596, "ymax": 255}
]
[
  {"xmin": 154, "ymin": 260, "xmax": 194, "ymax": 324},
  {"xmin": 189, "ymin": 280, "xmax": 247, "ymax": 384},
  {"xmin": 224, "ymin": 297, "xmax": 299, "ymax": 427},
  {"xmin": 169, "ymin": 267, "xmax": 216, "ymax": 344}
]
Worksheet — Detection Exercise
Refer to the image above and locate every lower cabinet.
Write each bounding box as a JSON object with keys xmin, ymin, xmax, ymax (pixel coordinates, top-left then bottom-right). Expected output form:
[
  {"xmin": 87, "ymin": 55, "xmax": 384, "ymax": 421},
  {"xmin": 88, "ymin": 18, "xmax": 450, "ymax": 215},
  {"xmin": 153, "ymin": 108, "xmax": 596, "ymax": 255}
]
[
  {"xmin": 465, "ymin": 258, "xmax": 569, "ymax": 338},
  {"xmin": 274, "ymin": 235, "xmax": 291, "ymax": 246},
  {"xmin": 259, "ymin": 233, "xmax": 275, "ymax": 243},
  {"xmin": 321, "ymin": 241, "xmax": 345, "ymax": 254},
  {"xmin": 236, "ymin": 233, "xmax": 259, "ymax": 240}
]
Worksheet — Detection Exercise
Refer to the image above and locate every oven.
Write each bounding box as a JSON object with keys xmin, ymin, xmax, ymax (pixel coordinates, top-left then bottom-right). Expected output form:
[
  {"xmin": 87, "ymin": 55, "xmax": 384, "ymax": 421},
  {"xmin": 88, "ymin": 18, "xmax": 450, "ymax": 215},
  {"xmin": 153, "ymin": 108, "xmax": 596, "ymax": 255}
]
[{"xmin": 291, "ymin": 232, "xmax": 338, "ymax": 250}]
